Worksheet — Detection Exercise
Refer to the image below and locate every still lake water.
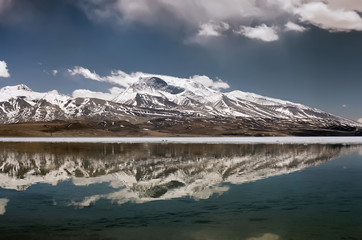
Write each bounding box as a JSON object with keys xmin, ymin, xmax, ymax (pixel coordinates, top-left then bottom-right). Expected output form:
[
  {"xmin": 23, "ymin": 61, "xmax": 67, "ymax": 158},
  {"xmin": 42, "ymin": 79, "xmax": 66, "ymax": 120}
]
[{"xmin": 0, "ymin": 142, "xmax": 362, "ymax": 240}]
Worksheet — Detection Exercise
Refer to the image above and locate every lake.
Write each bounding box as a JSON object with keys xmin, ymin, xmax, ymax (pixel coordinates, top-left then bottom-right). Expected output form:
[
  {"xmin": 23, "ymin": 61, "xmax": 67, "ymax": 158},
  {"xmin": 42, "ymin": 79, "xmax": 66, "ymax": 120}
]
[{"xmin": 0, "ymin": 139, "xmax": 362, "ymax": 240}]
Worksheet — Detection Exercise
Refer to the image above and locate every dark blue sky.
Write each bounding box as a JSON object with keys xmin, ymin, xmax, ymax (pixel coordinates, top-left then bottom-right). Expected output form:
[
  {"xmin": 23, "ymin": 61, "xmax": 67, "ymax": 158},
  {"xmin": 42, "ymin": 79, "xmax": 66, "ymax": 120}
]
[{"xmin": 0, "ymin": 0, "xmax": 362, "ymax": 121}]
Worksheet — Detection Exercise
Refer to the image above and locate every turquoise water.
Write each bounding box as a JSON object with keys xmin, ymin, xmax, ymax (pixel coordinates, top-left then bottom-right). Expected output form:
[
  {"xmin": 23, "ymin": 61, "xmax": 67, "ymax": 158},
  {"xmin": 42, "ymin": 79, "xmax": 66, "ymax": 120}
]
[{"xmin": 0, "ymin": 143, "xmax": 362, "ymax": 240}]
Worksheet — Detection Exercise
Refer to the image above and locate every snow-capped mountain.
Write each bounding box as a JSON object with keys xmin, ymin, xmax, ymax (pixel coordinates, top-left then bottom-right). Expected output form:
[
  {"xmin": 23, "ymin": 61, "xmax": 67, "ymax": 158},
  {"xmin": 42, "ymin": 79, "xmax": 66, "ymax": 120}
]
[{"xmin": 0, "ymin": 77, "xmax": 360, "ymax": 135}]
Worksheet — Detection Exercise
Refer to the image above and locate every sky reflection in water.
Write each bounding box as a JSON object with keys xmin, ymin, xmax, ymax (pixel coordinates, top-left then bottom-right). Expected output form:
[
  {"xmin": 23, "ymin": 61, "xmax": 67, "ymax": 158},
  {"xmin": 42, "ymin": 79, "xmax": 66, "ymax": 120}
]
[{"xmin": 0, "ymin": 142, "xmax": 362, "ymax": 240}]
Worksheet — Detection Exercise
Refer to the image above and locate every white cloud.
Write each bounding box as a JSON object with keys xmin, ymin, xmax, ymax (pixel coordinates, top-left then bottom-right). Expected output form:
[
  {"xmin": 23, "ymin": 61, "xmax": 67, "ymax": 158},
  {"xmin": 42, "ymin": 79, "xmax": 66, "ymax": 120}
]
[
  {"xmin": 342, "ymin": 104, "xmax": 347, "ymax": 108},
  {"xmin": 72, "ymin": 87, "xmax": 124, "ymax": 101},
  {"xmin": 192, "ymin": 75, "xmax": 230, "ymax": 90},
  {"xmin": 68, "ymin": 67, "xmax": 138, "ymax": 87},
  {"xmin": 68, "ymin": 66, "xmax": 229, "ymax": 90},
  {"xmin": 285, "ymin": 21, "xmax": 307, "ymax": 32},
  {"xmin": 68, "ymin": 66, "xmax": 102, "ymax": 81},
  {"xmin": 197, "ymin": 21, "xmax": 230, "ymax": 37},
  {"xmin": 234, "ymin": 24, "xmax": 279, "ymax": 42},
  {"xmin": 358, "ymin": 118, "xmax": 362, "ymax": 123},
  {"xmin": 295, "ymin": 2, "xmax": 362, "ymax": 32},
  {"xmin": 52, "ymin": 70, "xmax": 58, "ymax": 76},
  {"xmin": 0, "ymin": 198, "xmax": 9, "ymax": 215},
  {"xmin": 0, "ymin": 60, "xmax": 10, "ymax": 78},
  {"xmin": 104, "ymin": 70, "xmax": 142, "ymax": 87}
]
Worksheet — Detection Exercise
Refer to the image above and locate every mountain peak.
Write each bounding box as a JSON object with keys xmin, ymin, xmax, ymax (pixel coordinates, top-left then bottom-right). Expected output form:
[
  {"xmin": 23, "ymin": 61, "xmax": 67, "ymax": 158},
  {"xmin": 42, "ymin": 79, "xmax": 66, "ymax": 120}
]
[
  {"xmin": 135, "ymin": 76, "xmax": 185, "ymax": 95},
  {"xmin": 0, "ymin": 84, "xmax": 32, "ymax": 93},
  {"xmin": 0, "ymin": 84, "xmax": 34, "ymax": 102},
  {"xmin": 144, "ymin": 77, "xmax": 168, "ymax": 89},
  {"xmin": 17, "ymin": 84, "xmax": 32, "ymax": 91}
]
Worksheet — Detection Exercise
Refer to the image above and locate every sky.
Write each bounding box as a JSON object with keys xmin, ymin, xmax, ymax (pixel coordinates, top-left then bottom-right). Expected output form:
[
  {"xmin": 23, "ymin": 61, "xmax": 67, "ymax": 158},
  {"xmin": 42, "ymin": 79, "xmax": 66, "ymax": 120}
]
[{"xmin": 0, "ymin": 0, "xmax": 362, "ymax": 121}]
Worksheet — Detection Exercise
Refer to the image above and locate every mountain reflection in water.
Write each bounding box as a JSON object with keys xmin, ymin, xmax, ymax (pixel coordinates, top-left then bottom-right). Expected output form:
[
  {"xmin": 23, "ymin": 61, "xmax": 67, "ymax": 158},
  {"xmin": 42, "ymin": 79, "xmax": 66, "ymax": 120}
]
[{"xmin": 0, "ymin": 143, "xmax": 359, "ymax": 205}]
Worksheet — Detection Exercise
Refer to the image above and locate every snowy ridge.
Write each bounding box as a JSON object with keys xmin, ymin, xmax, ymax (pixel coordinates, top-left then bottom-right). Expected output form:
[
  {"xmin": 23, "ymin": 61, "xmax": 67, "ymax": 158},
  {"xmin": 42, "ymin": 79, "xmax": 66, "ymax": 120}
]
[
  {"xmin": 0, "ymin": 77, "xmax": 360, "ymax": 129},
  {"xmin": 0, "ymin": 84, "xmax": 70, "ymax": 105}
]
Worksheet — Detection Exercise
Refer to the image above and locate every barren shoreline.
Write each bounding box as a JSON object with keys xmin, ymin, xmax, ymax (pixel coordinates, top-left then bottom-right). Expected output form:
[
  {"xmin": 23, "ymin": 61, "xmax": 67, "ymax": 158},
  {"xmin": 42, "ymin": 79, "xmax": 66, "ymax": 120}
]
[{"xmin": 1, "ymin": 136, "xmax": 362, "ymax": 144}]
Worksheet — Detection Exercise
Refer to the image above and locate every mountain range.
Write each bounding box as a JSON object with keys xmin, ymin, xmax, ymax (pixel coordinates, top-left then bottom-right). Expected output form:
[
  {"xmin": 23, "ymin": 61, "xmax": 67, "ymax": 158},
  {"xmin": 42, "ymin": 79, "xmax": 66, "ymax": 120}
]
[{"xmin": 0, "ymin": 76, "xmax": 361, "ymax": 136}]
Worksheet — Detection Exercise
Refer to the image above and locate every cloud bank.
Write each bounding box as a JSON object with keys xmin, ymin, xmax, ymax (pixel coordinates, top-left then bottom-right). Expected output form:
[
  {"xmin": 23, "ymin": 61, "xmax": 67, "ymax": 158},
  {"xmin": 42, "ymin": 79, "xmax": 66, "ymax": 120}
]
[
  {"xmin": 69, "ymin": 66, "xmax": 230, "ymax": 91},
  {"xmin": 0, "ymin": 60, "xmax": 10, "ymax": 78},
  {"xmin": 72, "ymin": 87, "xmax": 124, "ymax": 101},
  {"xmin": 295, "ymin": 2, "xmax": 362, "ymax": 32},
  {"xmin": 76, "ymin": 0, "xmax": 362, "ymax": 43}
]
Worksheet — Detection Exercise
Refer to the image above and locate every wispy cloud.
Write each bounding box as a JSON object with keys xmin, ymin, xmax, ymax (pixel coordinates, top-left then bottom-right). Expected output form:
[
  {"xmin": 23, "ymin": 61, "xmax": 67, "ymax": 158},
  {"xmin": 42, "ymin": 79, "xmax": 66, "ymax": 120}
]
[
  {"xmin": 52, "ymin": 70, "xmax": 58, "ymax": 76},
  {"xmin": 68, "ymin": 67, "xmax": 141, "ymax": 88},
  {"xmin": 0, "ymin": 60, "xmax": 10, "ymax": 78},
  {"xmin": 68, "ymin": 66, "xmax": 102, "ymax": 81},
  {"xmin": 68, "ymin": 66, "xmax": 229, "ymax": 90}
]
